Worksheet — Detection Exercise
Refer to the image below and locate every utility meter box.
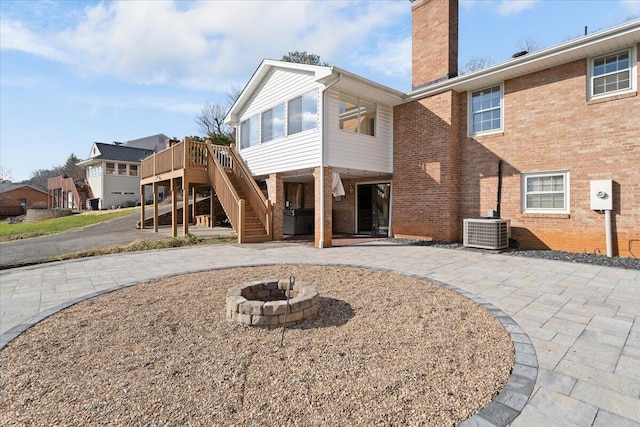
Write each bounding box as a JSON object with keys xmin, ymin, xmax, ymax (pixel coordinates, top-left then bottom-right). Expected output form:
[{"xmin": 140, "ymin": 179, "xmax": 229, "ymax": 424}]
[{"xmin": 590, "ymin": 179, "xmax": 613, "ymax": 210}]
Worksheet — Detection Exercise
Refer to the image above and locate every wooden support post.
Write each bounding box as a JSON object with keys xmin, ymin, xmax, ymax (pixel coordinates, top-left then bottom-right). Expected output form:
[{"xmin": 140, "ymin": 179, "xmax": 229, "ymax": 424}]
[
  {"xmin": 171, "ymin": 178, "xmax": 178, "ymax": 238},
  {"xmin": 210, "ymin": 187, "xmax": 215, "ymax": 228},
  {"xmin": 153, "ymin": 182, "xmax": 159, "ymax": 233},
  {"xmin": 237, "ymin": 199, "xmax": 245, "ymax": 243},
  {"xmin": 192, "ymin": 186, "xmax": 197, "ymax": 225},
  {"xmin": 183, "ymin": 179, "xmax": 189, "ymax": 236},
  {"xmin": 140, "ymin": 185, "xmax": 145, "ymax": 229}
]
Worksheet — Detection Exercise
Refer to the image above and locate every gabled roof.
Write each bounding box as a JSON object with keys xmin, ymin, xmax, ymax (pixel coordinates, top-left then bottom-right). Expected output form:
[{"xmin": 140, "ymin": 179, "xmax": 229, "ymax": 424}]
[
  {"xmin": 407, "ymin": 18, "xmax": 640, "ymax": 100},
  {"xmin": 77, "ymin": 142, "xmax": 155, "ymax": 166},
  {"xmin": 225, "ymin": 59, "xmax": 405, "ymax": 125},
  {"xmin": 0, "ymin": 182, "xmax": 48, "ymax": 195}
]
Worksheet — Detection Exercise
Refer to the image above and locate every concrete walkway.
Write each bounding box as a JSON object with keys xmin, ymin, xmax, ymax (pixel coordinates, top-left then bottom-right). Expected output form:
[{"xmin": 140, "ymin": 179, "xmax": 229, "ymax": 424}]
[{"xmin": 1, "ymin": 242, "xmax": 638, "ymax": 426}]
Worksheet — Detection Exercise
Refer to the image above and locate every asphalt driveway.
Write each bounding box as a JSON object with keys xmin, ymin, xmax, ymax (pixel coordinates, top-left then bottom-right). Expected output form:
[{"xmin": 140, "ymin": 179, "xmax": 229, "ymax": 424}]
[{"xmin": 0, "ymin": 210, "xmax": 167, "ymax": 269}]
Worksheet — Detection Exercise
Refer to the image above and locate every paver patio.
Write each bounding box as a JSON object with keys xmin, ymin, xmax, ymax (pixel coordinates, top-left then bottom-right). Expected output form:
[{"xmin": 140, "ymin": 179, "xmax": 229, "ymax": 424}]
[{"xmin": 1, "ymin": 242, "xmax": 638, "ymax": 425}]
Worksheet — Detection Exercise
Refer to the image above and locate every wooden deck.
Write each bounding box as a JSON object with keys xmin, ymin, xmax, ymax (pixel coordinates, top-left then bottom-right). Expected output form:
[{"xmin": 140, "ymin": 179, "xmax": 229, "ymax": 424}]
[{"xmin": 139, "ymin": 138, "xmax": 272, "ymax": 243}]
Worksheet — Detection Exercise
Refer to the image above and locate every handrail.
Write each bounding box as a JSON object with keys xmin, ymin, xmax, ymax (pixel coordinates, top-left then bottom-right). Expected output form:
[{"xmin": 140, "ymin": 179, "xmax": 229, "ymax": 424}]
[
  {"xmin": 207, "ymin": 145, "xmax": 245, "ymax": 243},
  {"xmin": 212, "ymin": 144, "xmax": 272, "ymax": 239}
]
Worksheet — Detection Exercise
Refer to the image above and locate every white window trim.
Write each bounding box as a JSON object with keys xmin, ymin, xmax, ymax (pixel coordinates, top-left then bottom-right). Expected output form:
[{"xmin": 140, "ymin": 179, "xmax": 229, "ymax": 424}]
[
  {"xmin": 237, "ymin": 89, "xmax": 320, "ymax": 151},
  {"xmin": 587, "ymin": 46, "xmax": 637, "ymax": 100},
  {"xmin": 338, "ymin": 92, "xmax": 378, "ymax": 138},
  {"xmin": 521, "ymin": 170, "xmax": 570, "ymax": 214},
  {"xmin": 467, "ymin": 83, "xmax": 504, "ymax": 137},
  {"xmin": 287, "ymin": 89, "xmax": 319, "ymax": 137}
]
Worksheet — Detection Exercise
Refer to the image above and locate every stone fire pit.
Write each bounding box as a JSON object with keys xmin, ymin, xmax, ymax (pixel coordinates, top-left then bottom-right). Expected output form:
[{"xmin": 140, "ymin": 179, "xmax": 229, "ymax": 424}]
[{"xmin": 226, "ymin": 279, "xmax": 319, "ymax": 327}]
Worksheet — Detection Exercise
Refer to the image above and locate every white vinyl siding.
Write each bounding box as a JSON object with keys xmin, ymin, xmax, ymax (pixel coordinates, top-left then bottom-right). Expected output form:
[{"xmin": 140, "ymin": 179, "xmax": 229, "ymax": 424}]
[
  {"xmin": 326, "ymin": 88, "xmax": 393, "ymax": 173},
  {"xmin": 238, "ymin": 68, "xmax": 322, "ymax": 175}
]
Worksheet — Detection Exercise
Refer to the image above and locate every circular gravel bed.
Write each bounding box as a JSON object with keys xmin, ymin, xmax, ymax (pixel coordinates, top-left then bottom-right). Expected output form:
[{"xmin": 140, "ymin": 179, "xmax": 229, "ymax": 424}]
[{"xmin": 0, "ymin": 265, "xmax": 514, "ymax": 426}]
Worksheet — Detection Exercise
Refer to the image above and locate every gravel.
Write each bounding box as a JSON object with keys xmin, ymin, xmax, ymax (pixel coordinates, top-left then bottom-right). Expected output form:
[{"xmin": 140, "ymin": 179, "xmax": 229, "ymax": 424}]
[
  {"xmin": 386, "ymin": 239, "xmax": 640, "ymax": 270},
  {"xmin": 0, "ymin": 265, "xmax": 514, "ymax": 426}
]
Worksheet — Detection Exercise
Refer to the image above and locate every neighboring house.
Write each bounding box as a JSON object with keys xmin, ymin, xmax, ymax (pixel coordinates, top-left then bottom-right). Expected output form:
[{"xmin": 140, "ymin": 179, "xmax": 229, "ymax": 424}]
[
  {"xmin": 0, "ymin": 182, "xmax": 50, "ymax": 217},
  {"xmin": 76, "ymin": 134, "xmax": 170, "ymax": 209},
  {"xmin": 47, "ymin": 176, "xmax": 92, "ymax": 211}
]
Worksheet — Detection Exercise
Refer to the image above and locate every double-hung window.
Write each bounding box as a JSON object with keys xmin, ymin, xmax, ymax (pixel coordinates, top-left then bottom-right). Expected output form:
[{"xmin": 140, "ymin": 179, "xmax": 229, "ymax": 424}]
[
  {"xmin": 339, "ymin": 93, "xmax": 376, "ymax": 136},
  {"xmin": 469, "ymin": 84, "xmax": 502, "ymax": 135},
  {"xmin": 240, "ymin": 115, "xmax": 259, "ymax": 149},
  {"xmin": 589, "ymin": 48, "xmax": 636, "ymax": 98},
  {"xmin": 288, "ymin": 90, "xmax": 318, "ymax": 136},
  {"xmin": 522, "ymin": 171, "xmax": 569, "ymax": 214},
  {"xmin": 261, "ymin": 103, "xmax": 285, "ymax": 143}
]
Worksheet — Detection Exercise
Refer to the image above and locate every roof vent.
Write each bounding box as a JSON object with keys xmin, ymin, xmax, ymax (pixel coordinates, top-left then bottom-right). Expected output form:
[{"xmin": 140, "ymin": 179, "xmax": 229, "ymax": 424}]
[{"xmin": 512, "ymin": 50, "xmax": 528, "ymax": 58}]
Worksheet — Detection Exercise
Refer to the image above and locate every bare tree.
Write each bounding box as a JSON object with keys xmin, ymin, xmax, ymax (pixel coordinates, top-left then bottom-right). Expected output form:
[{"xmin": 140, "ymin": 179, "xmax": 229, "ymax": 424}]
[
  {"xmin": 195, "ymin": 103, "xmax": 234, "ymax": 146},
  {"xmin": 459, "ymin": 57, "xmax": 495, "ymax": 75},
  {"xmin": 28, "ymin": 153, "xmax": 85, "ymax": 188},
  {"xmin": 226, "ymin": 84, "xmax": 243, "ymax": 108},
  {"xmin": 0, "ymin": 166, "xmax": 13, "ymax": 183},
  {"xmin": 517, "ymin": 38, "xmax": 539, "ymax": 53}
]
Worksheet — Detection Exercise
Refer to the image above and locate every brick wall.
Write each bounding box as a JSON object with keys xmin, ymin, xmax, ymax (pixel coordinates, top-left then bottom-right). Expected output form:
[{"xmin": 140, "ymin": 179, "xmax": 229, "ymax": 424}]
[
  {"xmin": 393, "ymin": 90, "xmax": 460, "ymax": 241},
  {"xmin": 412, "ymin": 0, "xmax": 458, "ymax": 88},
  {"xmin": 458, "ymin": 52, "xmax": 640, "ymax": 256}
]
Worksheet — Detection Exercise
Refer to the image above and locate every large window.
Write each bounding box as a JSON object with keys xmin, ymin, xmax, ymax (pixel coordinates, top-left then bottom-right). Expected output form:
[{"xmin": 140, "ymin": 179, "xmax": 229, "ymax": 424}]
[
  {"xmin": 339, "ymin": 93, "xmax": 376, "ymax": 136},
  {"xmin": 522, "ymin": 171, "xmax": 569, "ymax": 213},
  {"xmin": 87, "ymin": 165, "xmax": 102, "ymax": 177},
  {"xmin": 240, "ymin": 115, "xmax": 259, "ymax": 149},
  {"xmin": 261, "ymin": 103, "xmax": 285, "ymax": 143},
  {"xmin": 469, "ymin": 84, "xmax": 502, "ymax": 135},
  {"xmin": 129, "ymin": 165, "xmax": 138, "ymax": 177},
  {"xmin": 590, "ymin": 49, "xmax": 635, "ymax": 98},
  {"xmin": 106, "ymin": 163, "xmax": 116, "ymax": 175},
  {"xmin": 117, "ymin": 163, "xmax": 127, "ymax": 175},
  {"xmin": 288, "ymin": 90, "xmax": 318, "ymax": 135}
]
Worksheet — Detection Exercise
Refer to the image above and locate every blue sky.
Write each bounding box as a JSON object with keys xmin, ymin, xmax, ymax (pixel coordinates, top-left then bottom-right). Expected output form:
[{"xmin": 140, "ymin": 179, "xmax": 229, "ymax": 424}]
[{"xmin": 1, "ymin": 0, "xmax": 639, "ymax": 182}]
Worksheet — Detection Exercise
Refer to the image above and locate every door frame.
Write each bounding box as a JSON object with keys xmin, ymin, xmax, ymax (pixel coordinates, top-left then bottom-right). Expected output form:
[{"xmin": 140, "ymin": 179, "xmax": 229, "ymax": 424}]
[{"xmin": 355, "ymin": 181, "xmax": 392, "ymax": 236}]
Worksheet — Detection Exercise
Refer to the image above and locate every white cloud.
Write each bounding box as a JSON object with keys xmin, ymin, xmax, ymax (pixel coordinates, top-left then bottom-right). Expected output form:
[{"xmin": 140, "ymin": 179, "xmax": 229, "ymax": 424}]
[
  {"xmin": 358, "ymin": 36, "xmax": 412, "ymax": 81},
  {"xmin": 498, "ymin": 0, "xmax": 538, "ymax": 15},
  {"xmin": 0, "ymin": 18, "xmax": 65, "ymax": 60},
  {"xmin": 2, "ymin": 0, "xmax": 410, "ymax": 91},
  {"xmin": 620, "ymin": 0, "xmax": 640, "ymax": 17},
  {"xmin": 460, "ymin": 0, "xmax": 539, "ymax": 16}
]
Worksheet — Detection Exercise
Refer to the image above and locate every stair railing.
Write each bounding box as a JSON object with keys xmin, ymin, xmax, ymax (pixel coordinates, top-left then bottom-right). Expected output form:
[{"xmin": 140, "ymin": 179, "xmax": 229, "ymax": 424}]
[
  {"xmin": 207, "ymin": 145, "xmax": 245, "ymax": 243},
  {"xmin": 211, "ymin": 144, "xmax": 272, "ymax": 239}
]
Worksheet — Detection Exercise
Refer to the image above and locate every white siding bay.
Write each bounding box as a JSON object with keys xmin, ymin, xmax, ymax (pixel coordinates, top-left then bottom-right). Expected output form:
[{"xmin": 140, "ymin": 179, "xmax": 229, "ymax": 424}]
[
  {"xmin": 238, "ymin": 67, "xmax": 323, "ymax": 176},
  {"xmin": 325, "ymin": 89, "xmax": 393, "ymax": 173}
]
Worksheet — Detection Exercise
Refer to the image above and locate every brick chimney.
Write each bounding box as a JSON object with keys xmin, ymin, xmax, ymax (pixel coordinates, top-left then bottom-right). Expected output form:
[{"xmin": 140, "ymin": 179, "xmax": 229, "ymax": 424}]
[{"xmin": 412, "ymin": 0, "xmax": 459, "ymax": 89}]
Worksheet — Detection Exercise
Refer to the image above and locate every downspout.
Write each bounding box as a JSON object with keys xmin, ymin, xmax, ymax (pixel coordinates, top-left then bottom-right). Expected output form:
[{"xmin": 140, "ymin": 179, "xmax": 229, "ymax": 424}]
[
  {"xmin": 319, "ymin": 72, "xmax": 342, "ymax": 249},
  {"xmin": 496, "ymin": 159, "xmax": 503, "ymax": 217}
]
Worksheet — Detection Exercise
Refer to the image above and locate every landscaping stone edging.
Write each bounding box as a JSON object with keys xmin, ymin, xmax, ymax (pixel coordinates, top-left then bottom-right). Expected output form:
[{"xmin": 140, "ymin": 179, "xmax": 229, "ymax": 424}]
[{"xmin": 0, "ymin": 261, "xmax": 537, "ymax": 427}]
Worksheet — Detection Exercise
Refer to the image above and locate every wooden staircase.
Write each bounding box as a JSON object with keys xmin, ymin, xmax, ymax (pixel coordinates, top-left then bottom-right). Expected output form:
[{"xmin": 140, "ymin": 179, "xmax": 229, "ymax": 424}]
[
  {"xmin": 139, "ymin": 138, "xmax": 272, "ymax": 243},
  {"xmin": 207, "ymin": 144, "xmax": 272, "ymax": 243},
  {"xmin": 225, "ymin": 172, "xmax": 269, "ymax": 242}
]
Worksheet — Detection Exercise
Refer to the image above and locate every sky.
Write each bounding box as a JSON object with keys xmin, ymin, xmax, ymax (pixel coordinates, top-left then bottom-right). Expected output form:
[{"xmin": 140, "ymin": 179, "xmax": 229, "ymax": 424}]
[{"xmin": 1, "ymin": 0, "xmax": 639, "ymax": 182}]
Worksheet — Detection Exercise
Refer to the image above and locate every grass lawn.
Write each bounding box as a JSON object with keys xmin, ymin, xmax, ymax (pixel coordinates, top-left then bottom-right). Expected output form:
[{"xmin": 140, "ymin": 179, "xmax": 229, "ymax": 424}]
[{"xmin": 0, "ymin": 209, "xmax": 137, "ymax": 242}]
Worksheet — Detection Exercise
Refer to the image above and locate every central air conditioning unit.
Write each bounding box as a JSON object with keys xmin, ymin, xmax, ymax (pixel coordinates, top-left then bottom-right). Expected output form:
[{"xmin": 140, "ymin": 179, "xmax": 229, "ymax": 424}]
[{"xmin": 463, "ymin": 218, "xmax": 510, "ymax": 250}]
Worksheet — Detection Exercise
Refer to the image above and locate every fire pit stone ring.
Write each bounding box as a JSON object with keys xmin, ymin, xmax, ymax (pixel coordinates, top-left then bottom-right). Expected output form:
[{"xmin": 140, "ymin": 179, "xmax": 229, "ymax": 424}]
[{"xmin": 226, "ymin": 279, "xmax": 319, "ymax": 327}]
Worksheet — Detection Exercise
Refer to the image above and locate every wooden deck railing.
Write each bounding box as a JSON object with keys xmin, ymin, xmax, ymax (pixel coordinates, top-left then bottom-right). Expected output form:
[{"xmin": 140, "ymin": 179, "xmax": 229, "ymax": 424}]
[
  {"xmin": 211, "ymin": 144, "xmax": 272, "ymax": 239},
  {"xmin": 141, "ymin": 138, "xmax": 209, "ymax": 179}
]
